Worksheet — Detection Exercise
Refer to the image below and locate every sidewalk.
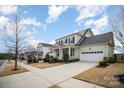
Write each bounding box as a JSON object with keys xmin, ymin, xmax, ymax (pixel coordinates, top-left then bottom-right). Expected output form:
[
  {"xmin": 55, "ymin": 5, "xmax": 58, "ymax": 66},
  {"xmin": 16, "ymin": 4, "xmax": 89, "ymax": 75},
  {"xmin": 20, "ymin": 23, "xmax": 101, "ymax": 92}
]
[{"xmin": 0, "ymin": 61, "xmax": 104, "ymax": 88}]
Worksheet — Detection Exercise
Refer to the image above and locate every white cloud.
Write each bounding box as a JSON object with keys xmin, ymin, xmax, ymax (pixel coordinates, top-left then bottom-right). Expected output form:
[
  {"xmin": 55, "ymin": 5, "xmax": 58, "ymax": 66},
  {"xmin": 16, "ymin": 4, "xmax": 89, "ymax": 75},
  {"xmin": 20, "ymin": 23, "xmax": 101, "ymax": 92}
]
[
  {"xmin": 46, "ymin": 5, "xmax": 69, "ymax": 23},
  {"xmin": 74, "ymin": 29, "xmax": 80, "ymax": 33},
  {"xmin": 0, "ymin": 16, "xmax": 8, "ymax": 27},
  {"xmin": 27, "ymin": 39, "xmax": 40, "ymax": 48},
  {"xmin": 93, "ymin": 15, "xmax": 108, "ymax": 29},
  {"xmin": 42, "ymin": 24, "xmax": 47, "ymax": 31},
  {"xmin": 21, "ymin": 18, "xmax": 41, "ymax": 27},
  {"xmin": 84, "ymin": 19, "xmax": 94, "ymax": 27},
  {"xmin": 25, "ymin": 30, "xmax": 43, "ymax": 48},
  {"xmin": 84, "ymin": 15, "xmax": 109, "ymax": 35},
  {"xmin": 75, "ymin": 5, "xmax": 108, "ymax": 22},
  {"xmin": 20, "ymin": 18, "xmax": 47, "ymax": 31},
  {"xmin": 49, "ymin": 40, "xmax": 55, "ymax": 44},
  {"xmin": 0, "ymin": 6, "xmax": 17, "ymax": 14}
]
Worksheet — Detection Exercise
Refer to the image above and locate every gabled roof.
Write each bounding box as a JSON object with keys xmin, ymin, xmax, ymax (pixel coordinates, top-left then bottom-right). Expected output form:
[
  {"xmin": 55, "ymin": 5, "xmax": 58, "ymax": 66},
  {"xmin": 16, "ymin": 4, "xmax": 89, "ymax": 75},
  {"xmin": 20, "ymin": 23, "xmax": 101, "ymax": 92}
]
[
  {"xmin": 55, "ymin": 28, "xmax": 93, "ymax": 41},
  {"xmin": 37, "ymin": 43, "xmax": 53, "ymax": 47},
  {"xmin": 78, "ymin": 32, "xmax": 114, "ymax": 46}
]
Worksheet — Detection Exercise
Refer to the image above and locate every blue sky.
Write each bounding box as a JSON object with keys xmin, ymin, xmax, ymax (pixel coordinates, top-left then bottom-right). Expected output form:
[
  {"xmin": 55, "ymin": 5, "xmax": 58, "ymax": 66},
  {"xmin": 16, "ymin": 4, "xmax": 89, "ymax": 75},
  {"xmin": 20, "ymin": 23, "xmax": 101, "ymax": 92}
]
[{"xmin": 0, "ymin": 5, "xmax": 122, "ymax": 52}]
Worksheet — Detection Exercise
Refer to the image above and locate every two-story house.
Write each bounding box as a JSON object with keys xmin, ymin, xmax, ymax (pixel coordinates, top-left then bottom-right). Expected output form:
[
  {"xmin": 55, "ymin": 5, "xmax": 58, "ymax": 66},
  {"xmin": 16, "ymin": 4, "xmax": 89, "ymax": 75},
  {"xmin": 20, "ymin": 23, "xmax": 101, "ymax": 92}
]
[
  {"xmin": 52, "ymin": 28, "xmax": 114, "ymax": 62},
  {"xmin": 37, "ymin": 43, "xmax": 53, "ymax": 59}
]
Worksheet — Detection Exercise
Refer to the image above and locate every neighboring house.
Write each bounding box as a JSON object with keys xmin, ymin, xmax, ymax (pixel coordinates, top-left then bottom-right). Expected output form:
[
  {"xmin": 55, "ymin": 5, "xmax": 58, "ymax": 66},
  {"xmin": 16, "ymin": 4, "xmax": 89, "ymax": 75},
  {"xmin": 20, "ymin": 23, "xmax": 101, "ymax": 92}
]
[
  {"xmin": 22, "ymin": 51, "xmax": 38, "ymax": 59},
  {"xmin": 115, "ymin": 54, "xmax": 124, "ymax": 61},
  {"xmin": 52, "ymin": 28, "xmax": 115, "ymax": 62},
  {"xmin": 37, "ymin": 43, "xmax": 53, "ymax": 59}
]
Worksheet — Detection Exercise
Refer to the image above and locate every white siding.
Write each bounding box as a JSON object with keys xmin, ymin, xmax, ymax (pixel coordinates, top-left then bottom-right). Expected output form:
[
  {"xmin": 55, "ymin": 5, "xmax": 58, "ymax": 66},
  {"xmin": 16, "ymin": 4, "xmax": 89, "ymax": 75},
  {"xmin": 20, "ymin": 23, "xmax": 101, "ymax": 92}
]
[
  {"xmin": 80, "ymin": 44, "xmax": 113, "ymax": 61},
  {"xmin": 107, "ymin": 46, "xmax": 114, "ymax": 57},
  {"xmin": 42, "ymin": 47, "xmax": 51, "ymax": 58}
]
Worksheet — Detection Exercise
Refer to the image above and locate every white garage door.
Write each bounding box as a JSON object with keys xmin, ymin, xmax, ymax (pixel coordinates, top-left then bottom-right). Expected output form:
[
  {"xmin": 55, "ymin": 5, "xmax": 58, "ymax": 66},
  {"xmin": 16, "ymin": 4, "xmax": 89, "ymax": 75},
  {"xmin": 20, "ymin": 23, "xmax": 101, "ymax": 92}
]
[{"xmin": 80, "ymin": 51, "xmax": 104, "ymax": 61}]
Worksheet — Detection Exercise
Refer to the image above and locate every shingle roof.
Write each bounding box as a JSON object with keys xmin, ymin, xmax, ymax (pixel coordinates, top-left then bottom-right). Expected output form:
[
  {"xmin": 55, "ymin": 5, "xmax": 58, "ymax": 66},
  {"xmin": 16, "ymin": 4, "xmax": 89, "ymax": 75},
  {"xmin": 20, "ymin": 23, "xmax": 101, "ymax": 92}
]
[
  {"xmin": 115, "ymin": 54, "xmax": 124, "ymax": 57},
  {"xmin": 79, "ymin": 32, "xmax": 114, "ymax": 46},
  {"xmin": 38, "ymin": 43, "xmax": 53, "ymax": 47}
]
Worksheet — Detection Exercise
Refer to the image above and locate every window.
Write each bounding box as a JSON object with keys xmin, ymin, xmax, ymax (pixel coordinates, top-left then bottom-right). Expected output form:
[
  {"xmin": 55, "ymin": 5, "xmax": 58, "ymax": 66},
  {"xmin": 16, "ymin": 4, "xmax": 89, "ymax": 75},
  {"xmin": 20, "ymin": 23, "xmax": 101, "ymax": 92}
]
[
  {"xmin": 59, "ymin": 41, "xmax": 61, "ymax": 45},
  {"xmin": 94, "ymin": 52, "xmax": 96, "ymax": 54},
  {"xmin": 68, "ymin": 38, "xmax": 70, "ymax": 44},
  {"xmin": 81, "ymin": 51, "xmax": 103, "ymax": 54},
  {"xmin": 72, "ymin": 37, "xmax": 75, "ymax": 43},
  {"xmin": 57, "ymin": 50, "xmax": 59, "ymax": 57},
  {"xmin": 97, "ymin": 51, "xmax": 99, "ymax": 53},
  {"xmin": 65, "ymin": 39, "xmax": 67, "ymax": 43},
  {"xmin": 121, "ymin": 56, "xmax": 123, "ymax": 60},
  {"xmin": 71, "ymin": 48, "xmax": 75, "ymax": 56},
  {"xmin": 61, "ymin": 40, "xmax": 63, "ymax": 45}
]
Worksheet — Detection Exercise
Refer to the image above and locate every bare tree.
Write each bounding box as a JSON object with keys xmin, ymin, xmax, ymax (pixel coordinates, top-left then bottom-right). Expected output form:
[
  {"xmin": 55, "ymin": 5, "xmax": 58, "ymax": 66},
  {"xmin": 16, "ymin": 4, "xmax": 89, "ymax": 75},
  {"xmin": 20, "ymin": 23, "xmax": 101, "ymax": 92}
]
[
  {"xmin": 111, "ymin": 6, "xmax": 124, "ymax": 52},
  {"xmin": 4, "ymin": 14, "xmax": 26, "ymax": 70}
]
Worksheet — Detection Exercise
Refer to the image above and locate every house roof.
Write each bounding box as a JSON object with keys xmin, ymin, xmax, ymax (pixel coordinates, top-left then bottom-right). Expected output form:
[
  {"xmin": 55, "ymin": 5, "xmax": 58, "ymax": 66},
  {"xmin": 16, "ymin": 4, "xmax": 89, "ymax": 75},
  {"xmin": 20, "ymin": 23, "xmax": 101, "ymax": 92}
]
[
  {"xmin": 78, "ymin": 32, "xmax": 114, "ymax": 46},
  {"xmin": 38, "ymin": 43, "xmax": 53, "ymax": 47},
  {"xmin": 115, "ymin": 54, "xmax": 124, "ymax": 57},
  {"xmin": 55, "ymin": 28, "xmax": 93, "ymax": 41}
]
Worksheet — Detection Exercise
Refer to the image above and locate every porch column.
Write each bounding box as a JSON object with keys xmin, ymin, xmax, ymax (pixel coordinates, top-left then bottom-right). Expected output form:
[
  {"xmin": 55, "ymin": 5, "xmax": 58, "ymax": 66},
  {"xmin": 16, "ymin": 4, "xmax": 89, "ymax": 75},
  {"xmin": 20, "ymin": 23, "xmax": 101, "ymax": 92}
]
[
  {"xmin": 59, "ymin": 48, "xmax": 63, "ymax": 59},
  {"xmin": 68, "ymin": 47, "xmax": 70, "ymax": 60}
]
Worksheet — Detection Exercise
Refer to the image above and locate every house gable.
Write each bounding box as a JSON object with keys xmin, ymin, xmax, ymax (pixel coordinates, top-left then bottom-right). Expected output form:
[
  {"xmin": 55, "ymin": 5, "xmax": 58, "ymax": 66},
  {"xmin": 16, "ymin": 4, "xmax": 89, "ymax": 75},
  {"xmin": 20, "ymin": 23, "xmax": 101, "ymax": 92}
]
[{"xmin": 55, "ymin": 28, "xmax": 93, "ymax": 46}]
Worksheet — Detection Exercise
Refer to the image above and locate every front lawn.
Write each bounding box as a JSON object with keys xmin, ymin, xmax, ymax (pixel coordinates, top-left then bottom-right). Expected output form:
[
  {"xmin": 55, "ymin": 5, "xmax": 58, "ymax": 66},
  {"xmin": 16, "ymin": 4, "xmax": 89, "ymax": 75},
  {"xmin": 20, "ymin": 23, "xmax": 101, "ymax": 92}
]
[
  {"xmin": 28, "ymin": 62, "xmax": 63, "ymax": 69},
  {"xmin": 74, "ymin": 62, "xmax": 124, "ymax": 88},
  {"xmin": 0, "ymin": 62, "xmax": 29, "ymax": 77}
]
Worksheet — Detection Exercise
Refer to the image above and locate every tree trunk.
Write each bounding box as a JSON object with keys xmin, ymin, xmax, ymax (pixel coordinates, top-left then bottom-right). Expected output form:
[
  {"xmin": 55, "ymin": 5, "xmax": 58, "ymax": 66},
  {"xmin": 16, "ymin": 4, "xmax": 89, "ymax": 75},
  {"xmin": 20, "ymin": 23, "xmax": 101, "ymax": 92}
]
[{"xmin": 14, "ymin": 58, "xmax": 17, "ymax": 70}]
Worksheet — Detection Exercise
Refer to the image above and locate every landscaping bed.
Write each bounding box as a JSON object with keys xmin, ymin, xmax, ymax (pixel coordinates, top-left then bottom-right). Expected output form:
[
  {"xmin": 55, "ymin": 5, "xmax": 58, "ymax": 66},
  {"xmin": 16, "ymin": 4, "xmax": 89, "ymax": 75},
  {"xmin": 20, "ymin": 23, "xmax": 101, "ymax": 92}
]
[
  {"xmin": 0, "ymin": 62, "xmax": 29, "ymax": 77},
  {"xmin": 28, "ymin": 62, "xmax": 63, "ymax": 69},
  {"xmin": 74, "ymin": 62, "xmax": 124, "ymax": 88}
]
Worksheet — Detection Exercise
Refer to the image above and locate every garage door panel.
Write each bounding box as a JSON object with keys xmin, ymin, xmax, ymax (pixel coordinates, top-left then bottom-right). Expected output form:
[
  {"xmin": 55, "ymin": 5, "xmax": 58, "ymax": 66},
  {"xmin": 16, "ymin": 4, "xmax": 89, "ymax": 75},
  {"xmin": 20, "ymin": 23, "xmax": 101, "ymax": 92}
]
[{"xmin": 80, "ymin": 52, "xmax": 104, "ymax": 61}]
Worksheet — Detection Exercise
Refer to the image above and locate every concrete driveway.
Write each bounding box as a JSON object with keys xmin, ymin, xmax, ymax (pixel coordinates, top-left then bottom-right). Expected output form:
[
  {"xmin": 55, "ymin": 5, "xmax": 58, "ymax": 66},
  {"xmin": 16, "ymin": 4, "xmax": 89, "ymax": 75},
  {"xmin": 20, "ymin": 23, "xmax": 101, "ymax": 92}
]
[{"xmin": 0, "ymin": 61, "xmax": 103, "ymax": 88}]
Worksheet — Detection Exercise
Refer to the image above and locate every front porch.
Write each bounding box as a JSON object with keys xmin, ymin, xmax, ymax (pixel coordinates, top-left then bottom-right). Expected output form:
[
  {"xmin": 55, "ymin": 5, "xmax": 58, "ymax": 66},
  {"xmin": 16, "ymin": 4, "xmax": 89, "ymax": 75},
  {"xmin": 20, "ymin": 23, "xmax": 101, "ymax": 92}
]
[{"xmin": 53, "ymin": 46, "xmax": 79, "ymax": 60}]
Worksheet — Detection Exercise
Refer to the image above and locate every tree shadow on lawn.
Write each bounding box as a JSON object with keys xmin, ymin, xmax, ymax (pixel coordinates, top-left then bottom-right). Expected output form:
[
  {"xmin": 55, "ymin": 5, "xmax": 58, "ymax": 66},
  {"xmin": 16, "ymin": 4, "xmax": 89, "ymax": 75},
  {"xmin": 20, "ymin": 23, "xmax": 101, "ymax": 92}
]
[{"xmin": 114, "ymin": 74, "xmax": 124, "ymax": 84}]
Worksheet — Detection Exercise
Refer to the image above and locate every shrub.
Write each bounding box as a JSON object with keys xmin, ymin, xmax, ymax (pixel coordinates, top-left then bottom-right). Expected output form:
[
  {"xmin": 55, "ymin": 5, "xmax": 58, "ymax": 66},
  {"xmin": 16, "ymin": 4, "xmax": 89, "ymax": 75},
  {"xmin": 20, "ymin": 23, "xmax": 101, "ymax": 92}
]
[
  {"xmin": 44, "ymin": 53, "xmax": 50, "ymax": 62},
  {"xmin": 27, "ymin": 56, "xmax": 39, "ymax": 64},
  {"xmin": 33, "ymin": 57, "xmax": 39, "ymax": 63},
  {"xmin": 68, "ymin": 58, "xmax": 80, "ymax": 62},
  {"xmin": 59, "ymin": 59, "xmax": 64, "ymax": 63},
  {"xmin": 108, "ymin": 57, "xmax": 115, "ymax": 63},
  {"xmin": 63, "ymin": 53, "xmax": 69, "ymax": 62},
  {"xmin": 27, "ymin": 55, "xmax": 33, "ymax": 64},
  {"xmin": 38, "ymin": 58, "xmax": 42, "ymax": 61},
  {"xmin": 53, "ymin": 58, "xmax": 59, "ymax": 63},
  {"xmin": 103, "ymin": 57, "xmax": 108, "ymax": 62},
  {"xmin": 49, "ymin": 56, "xmax": 54, "ymax": 63},
  {"xmin": 99, "ymin": 61, "xmax": 107, "ymax": 67}
]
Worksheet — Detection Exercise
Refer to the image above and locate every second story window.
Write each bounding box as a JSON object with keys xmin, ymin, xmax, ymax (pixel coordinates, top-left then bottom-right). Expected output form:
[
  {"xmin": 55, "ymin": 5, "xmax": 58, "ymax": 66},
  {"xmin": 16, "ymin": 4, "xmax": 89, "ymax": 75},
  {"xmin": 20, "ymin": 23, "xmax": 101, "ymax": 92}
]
[
  {"xmin": 68, "ymin": 38, "xmax": 70, "ymax": 44},
  {"xmin": 72, "ymin": 37, "xmax": 75, "ymax": 43},
  {"xmin": 65, "ymin": 39, "xmax": 67, "ymax": 43},
  {"xmin": 59, "ymin": 41, "xmax": 61, "ymax": 45},
  {"xmin": 61, "ymin": 40, "xmax": 63, "ymax": 45}
]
